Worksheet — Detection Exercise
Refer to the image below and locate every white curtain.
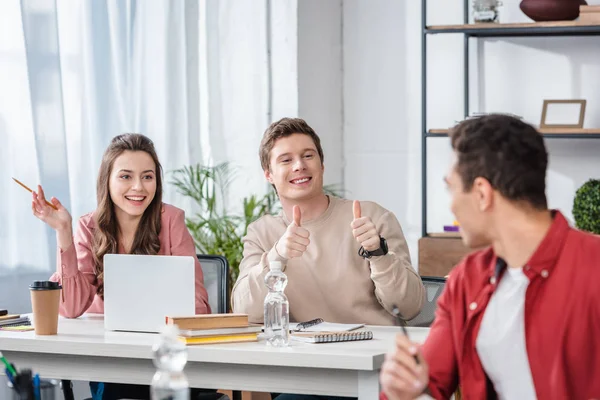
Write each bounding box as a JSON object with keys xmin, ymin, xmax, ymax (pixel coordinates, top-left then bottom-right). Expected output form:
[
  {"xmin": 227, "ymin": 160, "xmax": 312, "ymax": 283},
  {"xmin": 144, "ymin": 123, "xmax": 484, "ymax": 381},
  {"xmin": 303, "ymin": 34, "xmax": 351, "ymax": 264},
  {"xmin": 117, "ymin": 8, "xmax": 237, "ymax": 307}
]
[{"xmin": 0, "ymin": 0, "xmax": 289, "ymax": 313}]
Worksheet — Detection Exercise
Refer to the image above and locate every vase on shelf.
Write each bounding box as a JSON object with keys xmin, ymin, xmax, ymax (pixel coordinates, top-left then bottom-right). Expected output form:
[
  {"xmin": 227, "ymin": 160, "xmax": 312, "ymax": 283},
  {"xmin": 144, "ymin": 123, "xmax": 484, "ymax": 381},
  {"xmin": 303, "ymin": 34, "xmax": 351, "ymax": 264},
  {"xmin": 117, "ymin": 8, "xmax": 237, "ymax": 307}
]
[{"xmin": 519, "ymin": 0, "xmax": 581, "ymax": 21}]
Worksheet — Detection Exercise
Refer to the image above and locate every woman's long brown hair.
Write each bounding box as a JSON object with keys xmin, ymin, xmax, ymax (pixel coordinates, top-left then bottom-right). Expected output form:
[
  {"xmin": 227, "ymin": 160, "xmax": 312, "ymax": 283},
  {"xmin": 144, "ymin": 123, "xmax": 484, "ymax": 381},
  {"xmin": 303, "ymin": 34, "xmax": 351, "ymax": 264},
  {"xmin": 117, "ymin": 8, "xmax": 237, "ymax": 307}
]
[{"xmin": 93, "ymin": 134, "xmax": 163, "ymax": 299}]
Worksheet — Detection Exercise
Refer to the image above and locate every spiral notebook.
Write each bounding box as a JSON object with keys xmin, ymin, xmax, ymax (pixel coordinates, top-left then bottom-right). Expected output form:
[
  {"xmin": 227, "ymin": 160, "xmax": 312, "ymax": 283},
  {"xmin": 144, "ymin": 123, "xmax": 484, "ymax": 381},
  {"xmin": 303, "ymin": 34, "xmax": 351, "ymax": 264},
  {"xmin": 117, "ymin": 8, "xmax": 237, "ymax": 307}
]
[
  {"xmin": 291, "ymin": 318, "xmax": 364, "ymax": 333},
  {"xmin": 291, "ymin": 330, "xmax": 373, "ymax": 344}
]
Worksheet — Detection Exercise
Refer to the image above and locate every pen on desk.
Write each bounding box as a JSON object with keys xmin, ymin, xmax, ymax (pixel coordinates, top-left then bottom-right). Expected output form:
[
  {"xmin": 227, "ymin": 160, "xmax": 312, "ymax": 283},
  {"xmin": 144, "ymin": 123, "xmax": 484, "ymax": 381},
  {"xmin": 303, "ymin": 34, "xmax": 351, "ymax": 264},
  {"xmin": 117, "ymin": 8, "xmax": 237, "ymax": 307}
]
[
  {"xmin": 0, "ymin": 351, "xmax": 17, "ymax": 376},
  {"xmin": 391, "ymin": 305, "xmax": 420, "ymax": 365},
  {"xmin": 12, "ymin": 177, "xmax": 59, "ymax": 210}
]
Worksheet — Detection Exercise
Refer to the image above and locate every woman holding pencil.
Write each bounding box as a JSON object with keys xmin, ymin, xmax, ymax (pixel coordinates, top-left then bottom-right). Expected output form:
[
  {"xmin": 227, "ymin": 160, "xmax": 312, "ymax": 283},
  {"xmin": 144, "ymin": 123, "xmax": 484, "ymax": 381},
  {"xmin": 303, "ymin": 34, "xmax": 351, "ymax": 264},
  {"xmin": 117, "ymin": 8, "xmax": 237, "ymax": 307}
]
[
  {"xmin": 31, "ymin": 133, "xmax": 211, "ymax": 318},
  {"xmin": 31, "ymin": 134, "xmax": 216, "ymax": 399}
]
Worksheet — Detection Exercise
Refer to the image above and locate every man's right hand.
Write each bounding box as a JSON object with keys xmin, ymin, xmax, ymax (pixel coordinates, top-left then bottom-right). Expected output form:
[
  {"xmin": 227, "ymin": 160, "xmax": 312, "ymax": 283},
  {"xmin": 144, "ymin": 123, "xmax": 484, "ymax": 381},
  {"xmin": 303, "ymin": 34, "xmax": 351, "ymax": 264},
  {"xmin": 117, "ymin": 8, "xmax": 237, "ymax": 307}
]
[
  {"xmin": 275, "ymin": 205, "xmax": 310, "ymax": 259},
  {"xmin": 380, "ymin": 334, "xmax": 429, "ymax": 400}
]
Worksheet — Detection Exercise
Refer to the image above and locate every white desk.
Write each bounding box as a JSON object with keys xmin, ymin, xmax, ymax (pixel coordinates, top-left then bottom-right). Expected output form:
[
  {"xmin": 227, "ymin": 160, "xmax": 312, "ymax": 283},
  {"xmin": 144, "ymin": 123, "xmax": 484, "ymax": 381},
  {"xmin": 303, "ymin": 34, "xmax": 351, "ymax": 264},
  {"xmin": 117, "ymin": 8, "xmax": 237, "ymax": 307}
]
[{"xmin": 0, "ymin": 315, "xmax": 430, "ymax": 399}]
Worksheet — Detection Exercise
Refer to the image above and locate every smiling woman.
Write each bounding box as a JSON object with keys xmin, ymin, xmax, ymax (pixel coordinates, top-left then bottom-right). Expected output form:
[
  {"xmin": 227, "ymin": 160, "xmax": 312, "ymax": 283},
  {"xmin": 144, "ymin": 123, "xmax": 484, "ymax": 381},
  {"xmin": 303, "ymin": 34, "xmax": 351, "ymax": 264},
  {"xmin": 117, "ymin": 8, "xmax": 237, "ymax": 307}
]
[
  {"xmin": 28, "ymin": 134, "xmax": 213, "ymax": 399},
  {"xmin": 30, "ymin": 133, "xmax": 210, "ymax": 317},
  {"xmin": 91, "ymin": 135, "xmax": 163, "ymax": 299}
]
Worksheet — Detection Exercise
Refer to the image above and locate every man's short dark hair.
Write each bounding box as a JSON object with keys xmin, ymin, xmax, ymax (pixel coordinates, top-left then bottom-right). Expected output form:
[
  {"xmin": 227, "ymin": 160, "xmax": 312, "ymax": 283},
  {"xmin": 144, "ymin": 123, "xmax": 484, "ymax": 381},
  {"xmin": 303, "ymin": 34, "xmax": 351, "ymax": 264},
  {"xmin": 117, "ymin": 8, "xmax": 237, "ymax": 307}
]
[
  {"xmin": 259, "ymin": 118, "xmax": 324, "ymax": 171},
  {"xmin": 449, "ymin": 114, "xmax": 548, "ymax": 210}
]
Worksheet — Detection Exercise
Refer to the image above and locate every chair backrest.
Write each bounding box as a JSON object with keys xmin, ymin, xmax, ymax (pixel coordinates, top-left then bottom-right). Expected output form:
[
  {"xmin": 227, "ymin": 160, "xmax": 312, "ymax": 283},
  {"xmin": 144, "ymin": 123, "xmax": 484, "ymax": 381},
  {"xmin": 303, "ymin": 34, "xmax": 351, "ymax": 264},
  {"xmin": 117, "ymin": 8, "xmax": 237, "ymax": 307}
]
[
  {"xmin": 197, "ymin": 254, "xmax": 229, "ymax": 314},
  {"xmin": 406, "ymin": 276, "xmax": 446, "ymax": 327}
]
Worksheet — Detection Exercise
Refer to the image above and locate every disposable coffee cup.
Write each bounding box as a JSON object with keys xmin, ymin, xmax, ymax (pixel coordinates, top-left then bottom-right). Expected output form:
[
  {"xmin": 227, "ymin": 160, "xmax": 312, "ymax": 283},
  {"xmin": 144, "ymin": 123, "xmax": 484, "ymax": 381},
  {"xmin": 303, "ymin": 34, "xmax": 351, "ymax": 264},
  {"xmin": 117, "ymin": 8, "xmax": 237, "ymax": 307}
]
[{"xmin": 29, "ymin": 281, "xmax": 62, "ymax": 335}]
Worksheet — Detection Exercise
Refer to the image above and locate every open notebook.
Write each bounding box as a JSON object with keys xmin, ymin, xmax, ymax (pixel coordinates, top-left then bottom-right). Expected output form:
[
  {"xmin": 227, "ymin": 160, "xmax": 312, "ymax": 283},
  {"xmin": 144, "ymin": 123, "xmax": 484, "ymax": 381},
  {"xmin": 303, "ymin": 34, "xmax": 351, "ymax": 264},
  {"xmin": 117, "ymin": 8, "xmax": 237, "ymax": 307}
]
[
  {"xmin": 289, "ymin": 318, "xmax": 372, "ymax": 343},
  {"xmin": 290, "ymin": 318, "xmax": 364, "ymax": 333}
]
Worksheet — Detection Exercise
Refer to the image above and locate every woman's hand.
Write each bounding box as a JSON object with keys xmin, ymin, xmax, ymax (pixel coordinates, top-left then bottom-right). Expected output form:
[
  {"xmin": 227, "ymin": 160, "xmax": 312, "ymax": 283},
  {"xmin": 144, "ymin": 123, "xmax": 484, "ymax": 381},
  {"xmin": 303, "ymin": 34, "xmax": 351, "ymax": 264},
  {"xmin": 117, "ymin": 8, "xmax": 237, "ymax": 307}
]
[{"xmin": 32, "ymin": 185, "xmax": 74, "ymax": 250}]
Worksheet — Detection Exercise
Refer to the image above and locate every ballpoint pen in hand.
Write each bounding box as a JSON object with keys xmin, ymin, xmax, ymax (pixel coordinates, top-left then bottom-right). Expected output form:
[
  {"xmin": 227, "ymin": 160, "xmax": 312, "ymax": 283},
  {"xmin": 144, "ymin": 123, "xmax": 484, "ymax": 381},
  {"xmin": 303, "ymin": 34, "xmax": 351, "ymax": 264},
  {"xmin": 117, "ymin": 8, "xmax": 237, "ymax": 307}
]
[{"xmin": 392, "ymin": 305, "xmax": 420, "ymax": 364}]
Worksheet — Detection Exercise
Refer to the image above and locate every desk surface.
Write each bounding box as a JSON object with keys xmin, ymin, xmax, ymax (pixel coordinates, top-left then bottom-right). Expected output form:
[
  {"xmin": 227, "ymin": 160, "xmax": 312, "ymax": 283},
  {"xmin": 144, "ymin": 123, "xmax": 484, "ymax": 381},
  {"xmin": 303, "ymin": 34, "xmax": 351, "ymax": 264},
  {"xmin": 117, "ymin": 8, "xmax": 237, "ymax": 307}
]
[
  {"xmin": 0, "ymin": 314, "xmax": 429, "ymax": 371},
  {"xmin": 0, "ymin": 315, "xmax": 431, "ymax": 398}
]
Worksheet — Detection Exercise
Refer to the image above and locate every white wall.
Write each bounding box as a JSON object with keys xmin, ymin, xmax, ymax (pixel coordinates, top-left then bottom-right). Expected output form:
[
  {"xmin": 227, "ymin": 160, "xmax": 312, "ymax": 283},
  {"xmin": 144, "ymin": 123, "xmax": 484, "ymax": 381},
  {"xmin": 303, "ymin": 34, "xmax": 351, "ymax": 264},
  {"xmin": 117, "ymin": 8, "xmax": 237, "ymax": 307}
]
[
  {"xmin": 297, "ymin": 0, "xmax": 344, "ymax": 188},
  {"xmin": 343, "ymin": 0, "xmax": 422, "ymax": 262},
  {"xmin": 337, "ymin": 0, "xmax": 600, "ymax": 266}
]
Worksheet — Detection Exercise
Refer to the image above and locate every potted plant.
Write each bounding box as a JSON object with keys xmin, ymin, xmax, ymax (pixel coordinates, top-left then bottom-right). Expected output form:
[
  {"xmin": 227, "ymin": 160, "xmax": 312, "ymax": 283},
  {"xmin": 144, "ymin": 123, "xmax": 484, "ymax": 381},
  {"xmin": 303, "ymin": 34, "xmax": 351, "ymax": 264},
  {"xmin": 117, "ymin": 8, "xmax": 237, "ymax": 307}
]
[
  {"xmin": 171, "ymin": 162, "xmax": 343, "ymax": 292},
  {"xmin": 572, "ymin": 179, "xmax": 600, "ymax": 235}
]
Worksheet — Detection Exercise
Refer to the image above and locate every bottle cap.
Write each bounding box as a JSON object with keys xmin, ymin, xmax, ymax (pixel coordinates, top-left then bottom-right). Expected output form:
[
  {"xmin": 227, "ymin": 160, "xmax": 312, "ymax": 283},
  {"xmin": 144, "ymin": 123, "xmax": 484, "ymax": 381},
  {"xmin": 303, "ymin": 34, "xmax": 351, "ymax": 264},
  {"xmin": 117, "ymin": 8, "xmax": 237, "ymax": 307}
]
[
  {"xmin": 161, "ymin": 323, "xmax": 180, "ymax": 337},
  {"xmin": 269, "ymin": 261, "xmax": 283, "ymax": 271},
  {"xmin": 29, "ymin": 281, "xmax": 62, "ymax": 291}
]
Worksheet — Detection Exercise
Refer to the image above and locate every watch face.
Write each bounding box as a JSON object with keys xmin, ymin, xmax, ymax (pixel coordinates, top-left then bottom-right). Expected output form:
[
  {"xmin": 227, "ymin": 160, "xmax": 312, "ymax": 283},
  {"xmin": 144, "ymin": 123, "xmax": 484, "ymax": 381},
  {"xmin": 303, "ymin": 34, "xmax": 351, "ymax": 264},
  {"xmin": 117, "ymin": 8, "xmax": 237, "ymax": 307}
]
[
  {"xmin": 372, "ymin": 237, "xmax": 388, "ymax": 256},
  {"xmin": 359, "ymin": 237, "xmax": 388, "ymax": 258},
  {"xmin": 381, "ymin": 237, "xmax": 388, "ymax": 252}
]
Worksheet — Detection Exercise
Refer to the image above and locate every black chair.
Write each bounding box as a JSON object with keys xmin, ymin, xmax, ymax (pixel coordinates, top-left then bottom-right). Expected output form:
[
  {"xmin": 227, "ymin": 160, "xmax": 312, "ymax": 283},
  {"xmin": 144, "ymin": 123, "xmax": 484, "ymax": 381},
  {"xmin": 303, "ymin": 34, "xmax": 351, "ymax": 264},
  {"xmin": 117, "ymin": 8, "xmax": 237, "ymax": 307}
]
[
  {"xmin": 197, "ymin": 254, "xmax": 229, "ymax": 314},
  {"xmin": 406, "ymin": 276, "xmax": 446, "ymax": 327}
]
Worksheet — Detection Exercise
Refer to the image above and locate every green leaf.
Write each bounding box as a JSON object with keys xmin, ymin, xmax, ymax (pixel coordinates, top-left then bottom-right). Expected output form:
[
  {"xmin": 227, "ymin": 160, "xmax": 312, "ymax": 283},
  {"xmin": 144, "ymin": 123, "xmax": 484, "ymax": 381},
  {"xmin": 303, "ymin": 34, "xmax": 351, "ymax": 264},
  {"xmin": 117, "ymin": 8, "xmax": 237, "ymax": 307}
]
[{"xmin": 572, "ymin": 179, "xmax": 600, "ymax": 234}]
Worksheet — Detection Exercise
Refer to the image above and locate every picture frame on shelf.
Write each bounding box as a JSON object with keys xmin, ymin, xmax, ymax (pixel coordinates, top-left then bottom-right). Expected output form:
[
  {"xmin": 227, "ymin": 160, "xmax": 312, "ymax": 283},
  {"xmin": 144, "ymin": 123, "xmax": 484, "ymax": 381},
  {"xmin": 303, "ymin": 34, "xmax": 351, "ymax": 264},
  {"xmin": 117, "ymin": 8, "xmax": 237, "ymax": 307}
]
[{"xmin": 540, "ymin": 99, "xmax": 586, "ymax": 129}]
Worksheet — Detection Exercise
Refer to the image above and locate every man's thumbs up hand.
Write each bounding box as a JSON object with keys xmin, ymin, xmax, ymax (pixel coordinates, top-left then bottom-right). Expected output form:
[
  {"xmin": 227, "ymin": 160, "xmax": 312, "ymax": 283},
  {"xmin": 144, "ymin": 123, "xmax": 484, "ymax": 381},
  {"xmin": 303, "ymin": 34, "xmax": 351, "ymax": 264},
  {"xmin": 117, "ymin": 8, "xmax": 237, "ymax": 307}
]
[
  {"xmin": 353, "ymin": 199, "xmax": 361, "ymax": 220},
  {"xmin": 293, "ymin": 205, "xmax": 302, "ymax": 226},
  {"xmin": 275, "ymin": 205, "xmax": 311, "ymax": 260},
  {"xmin": 351, "ymin": 200, "xmax": 380, "ymax": 252}
]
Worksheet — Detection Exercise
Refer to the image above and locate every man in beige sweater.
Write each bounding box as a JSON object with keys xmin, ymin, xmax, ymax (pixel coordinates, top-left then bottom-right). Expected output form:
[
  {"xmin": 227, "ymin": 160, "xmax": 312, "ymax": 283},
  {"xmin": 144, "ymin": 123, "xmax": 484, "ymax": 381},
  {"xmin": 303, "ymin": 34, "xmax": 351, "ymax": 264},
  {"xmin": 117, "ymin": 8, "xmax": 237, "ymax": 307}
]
[{"xmin": 232, "ymin": 117, "xmax": 425, "ymax": 327}]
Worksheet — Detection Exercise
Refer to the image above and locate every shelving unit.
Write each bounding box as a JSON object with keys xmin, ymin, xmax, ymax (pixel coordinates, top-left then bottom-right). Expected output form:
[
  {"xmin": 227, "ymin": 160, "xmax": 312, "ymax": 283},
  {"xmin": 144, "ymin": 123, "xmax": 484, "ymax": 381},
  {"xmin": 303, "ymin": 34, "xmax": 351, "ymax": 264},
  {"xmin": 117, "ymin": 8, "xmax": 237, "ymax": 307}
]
[
  {"xmin": 427, "ymin": 128, "xmax": 600, "ymax": 139},
  {"xmin": 426, "ymin": 21, "xmax": 600, "ymax": 37},
  {"xmin": 420, "ymin": 0, "xmax": 600, "ymax": 239}
]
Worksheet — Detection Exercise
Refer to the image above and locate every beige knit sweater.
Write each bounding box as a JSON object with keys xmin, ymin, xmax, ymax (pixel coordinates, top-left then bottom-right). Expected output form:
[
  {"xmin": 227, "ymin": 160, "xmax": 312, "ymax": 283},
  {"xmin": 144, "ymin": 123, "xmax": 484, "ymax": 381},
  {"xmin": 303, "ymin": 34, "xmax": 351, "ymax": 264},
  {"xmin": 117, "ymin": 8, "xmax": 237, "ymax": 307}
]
[{"xmin": 231, "ymin": 196, "xmax": 425, "ymax": 325}]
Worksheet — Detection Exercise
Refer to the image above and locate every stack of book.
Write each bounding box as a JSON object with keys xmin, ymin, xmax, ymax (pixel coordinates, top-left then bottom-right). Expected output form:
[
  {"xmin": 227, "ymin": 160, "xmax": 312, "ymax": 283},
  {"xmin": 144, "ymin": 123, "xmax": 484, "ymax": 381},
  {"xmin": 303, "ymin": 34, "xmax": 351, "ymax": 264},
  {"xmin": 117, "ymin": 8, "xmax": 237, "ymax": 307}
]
[
  {"xmin": 0, "ymin": 314, "xmax": 32, "ymax": 331},
  {"xmin": 166, "ymin": 313, "xmax": 261, "ymax": 345}
]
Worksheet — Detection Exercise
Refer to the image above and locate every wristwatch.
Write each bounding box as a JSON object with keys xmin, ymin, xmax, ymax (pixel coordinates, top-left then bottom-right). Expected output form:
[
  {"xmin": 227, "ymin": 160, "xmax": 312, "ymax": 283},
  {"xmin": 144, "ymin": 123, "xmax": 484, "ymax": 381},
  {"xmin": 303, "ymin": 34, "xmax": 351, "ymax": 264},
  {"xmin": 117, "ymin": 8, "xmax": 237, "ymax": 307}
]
[{"xmin": 358, "ymin": 236, "xmax": 389, "ymax": 259}]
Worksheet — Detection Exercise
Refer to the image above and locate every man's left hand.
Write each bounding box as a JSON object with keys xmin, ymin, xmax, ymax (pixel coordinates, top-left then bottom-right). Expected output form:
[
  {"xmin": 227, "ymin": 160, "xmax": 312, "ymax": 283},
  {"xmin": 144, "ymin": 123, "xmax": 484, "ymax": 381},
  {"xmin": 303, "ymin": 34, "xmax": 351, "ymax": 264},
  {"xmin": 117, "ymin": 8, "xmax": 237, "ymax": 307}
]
[{"xmin": 351, "ymin": 200, "xmax": 380, "ymax": 252}]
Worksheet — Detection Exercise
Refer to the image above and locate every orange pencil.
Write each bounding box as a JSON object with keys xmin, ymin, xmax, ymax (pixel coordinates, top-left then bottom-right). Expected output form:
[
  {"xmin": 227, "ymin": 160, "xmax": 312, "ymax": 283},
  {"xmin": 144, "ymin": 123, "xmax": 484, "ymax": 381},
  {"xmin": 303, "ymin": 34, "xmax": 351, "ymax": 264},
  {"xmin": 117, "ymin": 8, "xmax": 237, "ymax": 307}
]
[{"xmin": 12, "ymin": 177, "xmax": 58, "ymax": 211}]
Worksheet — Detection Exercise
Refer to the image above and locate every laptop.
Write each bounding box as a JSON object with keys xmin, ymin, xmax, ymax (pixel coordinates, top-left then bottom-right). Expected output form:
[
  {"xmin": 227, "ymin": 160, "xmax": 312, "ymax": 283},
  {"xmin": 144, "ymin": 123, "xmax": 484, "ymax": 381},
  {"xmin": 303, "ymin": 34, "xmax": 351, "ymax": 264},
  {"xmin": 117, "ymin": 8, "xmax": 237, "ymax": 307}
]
[{"xmin": 103, "ymin": 254, "xmax": 195, "ymax": 333}]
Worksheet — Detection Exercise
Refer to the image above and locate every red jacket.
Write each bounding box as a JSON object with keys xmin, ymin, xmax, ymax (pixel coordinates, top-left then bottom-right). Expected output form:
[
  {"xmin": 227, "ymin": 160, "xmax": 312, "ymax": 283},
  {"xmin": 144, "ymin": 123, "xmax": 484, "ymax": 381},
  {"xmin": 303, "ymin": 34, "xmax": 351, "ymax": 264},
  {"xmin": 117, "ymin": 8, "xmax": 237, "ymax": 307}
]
[{"xmin": 421, "ymin": 212, "xmax": 600, "ymax": 399}]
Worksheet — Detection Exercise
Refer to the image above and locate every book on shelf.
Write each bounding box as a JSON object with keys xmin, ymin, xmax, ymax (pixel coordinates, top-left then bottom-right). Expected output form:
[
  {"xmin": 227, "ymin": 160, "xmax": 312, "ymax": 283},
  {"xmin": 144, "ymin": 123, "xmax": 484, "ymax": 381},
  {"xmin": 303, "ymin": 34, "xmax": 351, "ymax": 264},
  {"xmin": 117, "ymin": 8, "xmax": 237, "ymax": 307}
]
[{"xmin": 166, "ymin": 313, "xmax": 248, "ymax": 330}]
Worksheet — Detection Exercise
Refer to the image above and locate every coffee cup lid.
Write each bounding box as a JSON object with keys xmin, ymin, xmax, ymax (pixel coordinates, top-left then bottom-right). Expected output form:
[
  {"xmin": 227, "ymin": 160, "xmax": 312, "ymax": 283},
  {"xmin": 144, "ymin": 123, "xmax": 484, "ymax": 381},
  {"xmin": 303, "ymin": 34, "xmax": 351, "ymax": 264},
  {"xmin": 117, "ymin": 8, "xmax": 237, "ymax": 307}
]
[{"xmin": 29, "ymin": 281, "xmax": 62, "ymax": 290}]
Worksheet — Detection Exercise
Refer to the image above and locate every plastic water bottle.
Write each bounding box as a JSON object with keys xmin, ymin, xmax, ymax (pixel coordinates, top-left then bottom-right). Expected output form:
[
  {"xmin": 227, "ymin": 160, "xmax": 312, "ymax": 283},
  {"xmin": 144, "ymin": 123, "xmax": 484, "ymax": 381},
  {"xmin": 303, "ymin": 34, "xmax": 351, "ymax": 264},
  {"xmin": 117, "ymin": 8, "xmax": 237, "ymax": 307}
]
[
  {"xmin": 264, "ymin": 261, "xmax": 290, "ymax": 347},
  {"xmin": 151, "ymin": 324, "xmax": 190, "ymax": 400}
]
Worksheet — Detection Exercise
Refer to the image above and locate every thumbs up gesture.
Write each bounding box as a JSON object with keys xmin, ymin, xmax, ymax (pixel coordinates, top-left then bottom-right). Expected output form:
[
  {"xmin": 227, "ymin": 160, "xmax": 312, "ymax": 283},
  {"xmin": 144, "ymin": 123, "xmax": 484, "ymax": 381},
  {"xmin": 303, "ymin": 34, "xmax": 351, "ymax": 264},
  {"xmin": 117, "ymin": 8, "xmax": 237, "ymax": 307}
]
[
  {"xmin": 351, "ymin": 200, "xmax": 380, "ymax": 252},
  {"xmin": 275, "ymin": 205, "xmax": 311, "ymax": 259}
]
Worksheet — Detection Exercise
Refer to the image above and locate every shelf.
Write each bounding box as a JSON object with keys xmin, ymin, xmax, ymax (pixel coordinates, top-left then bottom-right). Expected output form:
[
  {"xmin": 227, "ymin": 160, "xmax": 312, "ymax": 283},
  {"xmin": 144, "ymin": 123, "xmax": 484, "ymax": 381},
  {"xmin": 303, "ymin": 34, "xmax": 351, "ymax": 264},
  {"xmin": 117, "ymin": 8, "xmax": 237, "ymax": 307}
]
[
  {"xmin": 425, "ymin": 21, "xmax": 600, "ymax": 37},
  {"xmin": 426, "ymin": 128, "xmax": 600, "ymax": 139},
  {"xmin": 427, "ymin": 232, "xmax": 462, "ymax": 238}
]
